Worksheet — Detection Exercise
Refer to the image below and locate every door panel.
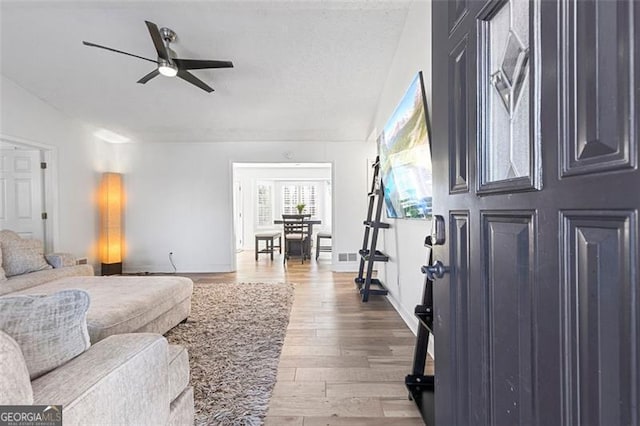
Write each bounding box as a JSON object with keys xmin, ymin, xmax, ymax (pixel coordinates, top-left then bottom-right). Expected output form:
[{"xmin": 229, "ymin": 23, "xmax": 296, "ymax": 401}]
[
  {"xmin": 449, "ymin": 211, "xmax": 471, "ymax": 425},
  {"xmin": 561, "ymin": 211, "xmax": 638, "ymax": 426},
  {"xmin": 432, "ymin": 0, "xmax": 639, "ymax": 424},
  {"xmin": 15, "ymin": 179, "xmax": 33, "ymax": 219},
  {"xmin": 449, "ymin": 37, "xmax": 470, "ymax": 194},
  {"xmin": 483, "ymin": 212, "xmax": 536, "ymax": 426},
  {"xmin": 560, "ymin": 0, "xmax": 636, "ymax": 176}
]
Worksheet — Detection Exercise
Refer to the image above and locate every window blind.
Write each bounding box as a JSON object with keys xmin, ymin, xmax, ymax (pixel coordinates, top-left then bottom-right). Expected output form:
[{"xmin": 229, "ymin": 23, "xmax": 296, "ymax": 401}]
[{"xmin": 257, "ymin": 183, "xmax": 273, "ymax": 226}]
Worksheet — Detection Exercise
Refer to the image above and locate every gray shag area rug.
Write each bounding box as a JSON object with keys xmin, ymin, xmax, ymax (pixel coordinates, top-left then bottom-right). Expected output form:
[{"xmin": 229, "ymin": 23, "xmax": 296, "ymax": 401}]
[{"xmin": 166, "ymin": 282, "xmax": 294, "ymax": 426}]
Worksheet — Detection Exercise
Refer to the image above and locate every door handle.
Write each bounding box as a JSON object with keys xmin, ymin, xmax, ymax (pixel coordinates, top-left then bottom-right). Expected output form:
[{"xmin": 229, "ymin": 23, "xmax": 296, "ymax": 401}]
[{"xmin": 421, "ymin": 260, "xmax": 450, "ymax": 280}]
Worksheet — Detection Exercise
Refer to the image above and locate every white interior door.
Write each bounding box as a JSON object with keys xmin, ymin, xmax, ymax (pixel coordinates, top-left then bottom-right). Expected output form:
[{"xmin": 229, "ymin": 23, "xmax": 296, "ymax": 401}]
[{"xmin": 0, "ymin": 148, "xmax": 44, "ymax": 240}]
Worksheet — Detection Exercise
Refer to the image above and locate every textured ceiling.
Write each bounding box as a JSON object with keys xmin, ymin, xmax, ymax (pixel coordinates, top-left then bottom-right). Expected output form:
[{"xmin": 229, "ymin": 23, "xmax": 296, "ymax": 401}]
[{"xmin": 0, "ymin": 1, "xmax": 413, "ymax": 143}]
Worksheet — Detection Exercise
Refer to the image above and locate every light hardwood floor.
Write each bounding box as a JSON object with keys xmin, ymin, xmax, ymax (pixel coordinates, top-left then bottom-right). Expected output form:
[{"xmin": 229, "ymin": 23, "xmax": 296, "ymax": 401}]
[{"xmin": 186, "ymin": 250, "xmax": 432, "ymax": 425}]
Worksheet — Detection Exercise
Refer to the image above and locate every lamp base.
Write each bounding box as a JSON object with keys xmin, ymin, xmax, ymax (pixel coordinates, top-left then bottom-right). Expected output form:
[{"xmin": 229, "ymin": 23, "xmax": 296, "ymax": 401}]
[{"xmin": 101, "ymin": 262, "xmax": 122, "ymax": 276}]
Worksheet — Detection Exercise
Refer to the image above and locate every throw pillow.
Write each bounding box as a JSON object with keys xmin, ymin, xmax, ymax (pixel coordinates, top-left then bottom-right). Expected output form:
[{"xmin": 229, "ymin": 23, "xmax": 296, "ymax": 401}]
[
  {"xmin": 1, "ymin": 238, "xmax": 52, "ymax": 277},
  {"xmin": 0, "ymin": 330, "xmax": 33, "ymax": 404},
  {"xmin": 0, "ymin": 231, "xmax": 24, "ymax": 281},
  {"xmin": 45, "ymin": 253, "xmax": 76, "ymax": 269},
  {"xmin": 0, "ymin": 289, "xmax": 91, "ymax": 379},
  {"xmin": 0, "ymin": 229, "xmax": 21, "ymax": 243}
]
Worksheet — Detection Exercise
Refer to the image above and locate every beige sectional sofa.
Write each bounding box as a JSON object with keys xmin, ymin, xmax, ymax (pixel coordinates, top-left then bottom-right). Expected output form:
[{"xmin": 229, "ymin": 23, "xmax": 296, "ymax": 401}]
[
  {"xmin": 0, "ymin": 230, "xmax": 195, "ymax": 425},
  {"xmin": 2, "ymin": 330, "xmax": 194, "ymax": 426},
  {"xmin": 7, "ymin": 275, "xmax": 193, "ymax": 344}
]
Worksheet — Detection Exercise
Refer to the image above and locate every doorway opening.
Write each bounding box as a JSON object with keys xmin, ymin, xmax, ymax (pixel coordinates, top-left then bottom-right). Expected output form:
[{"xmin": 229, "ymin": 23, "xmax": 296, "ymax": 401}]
[{"xmin": 232, "ymin": 162, "xmax": 333, "ymax": 267}]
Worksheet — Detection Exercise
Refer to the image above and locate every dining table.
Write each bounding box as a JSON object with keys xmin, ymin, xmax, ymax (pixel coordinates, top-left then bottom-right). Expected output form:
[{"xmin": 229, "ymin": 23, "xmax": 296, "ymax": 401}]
[{"xmin": 273, "ymin": 218, "xmax": 322, "ymax": 235}]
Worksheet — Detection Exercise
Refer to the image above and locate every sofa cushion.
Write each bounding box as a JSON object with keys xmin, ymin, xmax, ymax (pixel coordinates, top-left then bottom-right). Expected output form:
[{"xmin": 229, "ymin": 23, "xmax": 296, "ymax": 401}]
[
  {"xmin": 0, "ymin": 330, "xmax": 33, "ymax": 404},
  {"xmin": 0, "ymin": 289, "xmax": 91, "ymax": 379},
  {"xmin": 32, "ymin": 333, "xmax": 170, "ymax": 426},
  {"xmin": 1, "ymin": 238, "xmax": 51, "ymax": 277},
  {"xmin": 13, "ymin": 275, "xmax": 193, "ymax": 343},
  {"xmin": 169, "ymin": 386, "xmax": 194, "ymax": 426},
  {"xmin": 168, "ymin": 344, "xmax": 190, "ymax": 403},
  {"xmin": 0, "ymin": 264, "xmax": 94, "ymax": 296}
]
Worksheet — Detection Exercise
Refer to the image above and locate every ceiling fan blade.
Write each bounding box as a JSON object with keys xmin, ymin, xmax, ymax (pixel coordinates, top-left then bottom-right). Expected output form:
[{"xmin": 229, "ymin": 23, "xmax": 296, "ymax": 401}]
[
  {"xmin": 173, "ymin": 58, "xmax": 234, "ymax": 70},
  {"xmin": 177, "ymin": 70, "xmax": 214, "ymax": 93},
  {"xmin": 137, "ymin": 69, "xmax": 160, "ymax": 84},
  {"xmin": 145, "ymin": 21, "xmax": 169, "ymax": 61},
  {"xmin": 82, "ymin": 41, "xmax": 158, "ymax": 64}
]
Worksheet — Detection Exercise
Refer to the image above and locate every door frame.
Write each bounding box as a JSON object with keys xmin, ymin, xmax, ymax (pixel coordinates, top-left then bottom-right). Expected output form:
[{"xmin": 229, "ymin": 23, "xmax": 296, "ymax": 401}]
[
  {"xmin": 229, "ymin": 161, "xmax": 335, "ymax": 271},
  {"xmin": 0, "ymin": 134, "xmax": 58, "ymax": 252},
  {"xmin": 233, "ymin": 179, "xmax": 244, "ymax": 251}
]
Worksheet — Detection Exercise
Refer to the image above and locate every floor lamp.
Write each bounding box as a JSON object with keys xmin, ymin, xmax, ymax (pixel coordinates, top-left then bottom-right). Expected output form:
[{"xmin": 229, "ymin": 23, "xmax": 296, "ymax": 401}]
[{"xmin": 99, "ymin": 172, "xmax": 123, "ymax": 275}]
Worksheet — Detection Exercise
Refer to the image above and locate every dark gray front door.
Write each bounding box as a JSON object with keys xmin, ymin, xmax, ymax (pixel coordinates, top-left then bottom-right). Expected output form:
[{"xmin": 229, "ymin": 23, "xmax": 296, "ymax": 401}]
[{"xmin": 431, "ymin": 0, "xmax": 639, "ymax": 424}]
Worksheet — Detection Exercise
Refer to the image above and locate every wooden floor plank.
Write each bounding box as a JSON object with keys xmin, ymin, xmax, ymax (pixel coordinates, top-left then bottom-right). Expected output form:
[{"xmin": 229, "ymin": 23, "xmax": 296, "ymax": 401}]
[
  {"xmin": 316, "ymin": 328, "xmax": 412, "ymax": 338},
  {"xmin": 367, "ymin": 356, "xmax": 414, "ymax": 368},
  {"xmin": 281, "ymin": 345, "xmax": 342, "ymax": 357},
  {"xmin": 264, "ymin": 416, "xmax": 304, "ymax": 426},
  {"xmin": 294, "ymin": 367, "xmax": 410, "ymax": 383},
  {"xmin": 279, "ymin": 355, "xmax": 370, "ymax": 368},
  {"xmin": 381, "ymin": 399, "xmax": 423, "ymax": 418},
  {"xmin": 326, "ymin": 382, "xmax": 409, "ymax": 398},
  {"xmin": 267, "ymin": 396, "xmax": 384, "ymax": 417},
  {"xmin": 284, "ymin": 335, "xmax": 416, "ymax": 347},
  {"xmin": 277, "ymin": 367, "xmax": 297, "ymax": 381},
  {"xmin": 272, "ymin": 381, "xmax": 326, "ymax": 397}
]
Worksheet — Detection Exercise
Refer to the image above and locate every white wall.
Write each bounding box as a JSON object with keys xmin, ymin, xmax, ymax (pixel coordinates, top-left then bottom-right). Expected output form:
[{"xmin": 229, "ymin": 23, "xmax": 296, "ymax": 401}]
[
  {"xmin": 233, "ymin": 165, "xmax": 332, "ymax": 250},
  {"xmin": 369, "ymin": 0, "xmax": 432, "ymax": 343},
  {"xmin": 0, "ymin": 74, "xmax": 116, "ymax": 267},
  {"xmin": 113, "ymin": 141, "xmax": 374, "ymax": 273}
]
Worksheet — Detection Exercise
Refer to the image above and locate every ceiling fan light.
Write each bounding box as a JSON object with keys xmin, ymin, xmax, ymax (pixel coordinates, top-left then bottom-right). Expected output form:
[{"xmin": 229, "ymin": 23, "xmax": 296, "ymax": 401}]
[{"xmin": 158, "ymin": 64, "xmax": 177, "ymax": 77}]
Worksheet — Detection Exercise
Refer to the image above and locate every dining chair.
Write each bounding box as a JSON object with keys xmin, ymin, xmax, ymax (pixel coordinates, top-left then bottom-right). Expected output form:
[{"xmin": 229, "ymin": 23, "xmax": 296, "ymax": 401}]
[{"xmin": 282, "ymin": 214, "xmax": 310, "ymax": 265}]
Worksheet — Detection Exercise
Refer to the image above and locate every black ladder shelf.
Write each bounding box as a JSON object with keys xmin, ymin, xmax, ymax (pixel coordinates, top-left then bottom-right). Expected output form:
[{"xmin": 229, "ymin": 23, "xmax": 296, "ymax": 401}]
[
  {"xmin": 354, "ymin": 156, "xmax": 390, "ymax": 302},
  {"xmin": 405, "ymin": 235, "xmax": 435, "ymax": 425}
]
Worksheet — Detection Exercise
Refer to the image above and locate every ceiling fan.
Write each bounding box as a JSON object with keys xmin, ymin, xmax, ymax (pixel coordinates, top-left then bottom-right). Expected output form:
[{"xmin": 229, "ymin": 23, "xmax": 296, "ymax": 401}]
[{"xmin": 83, "ymin": 21, "xmax": 233, "ymax": 93}]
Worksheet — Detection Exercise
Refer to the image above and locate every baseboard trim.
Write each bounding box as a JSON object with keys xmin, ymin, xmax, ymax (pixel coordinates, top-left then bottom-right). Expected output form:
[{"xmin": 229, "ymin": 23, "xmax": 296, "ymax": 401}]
[
  {"xmin": 123, "ymin": 263, "xmax": 234, "ymax": 274},
  {"xmin": 331, "ymin": 262, "xmax": 365, "ymax": 273}
]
